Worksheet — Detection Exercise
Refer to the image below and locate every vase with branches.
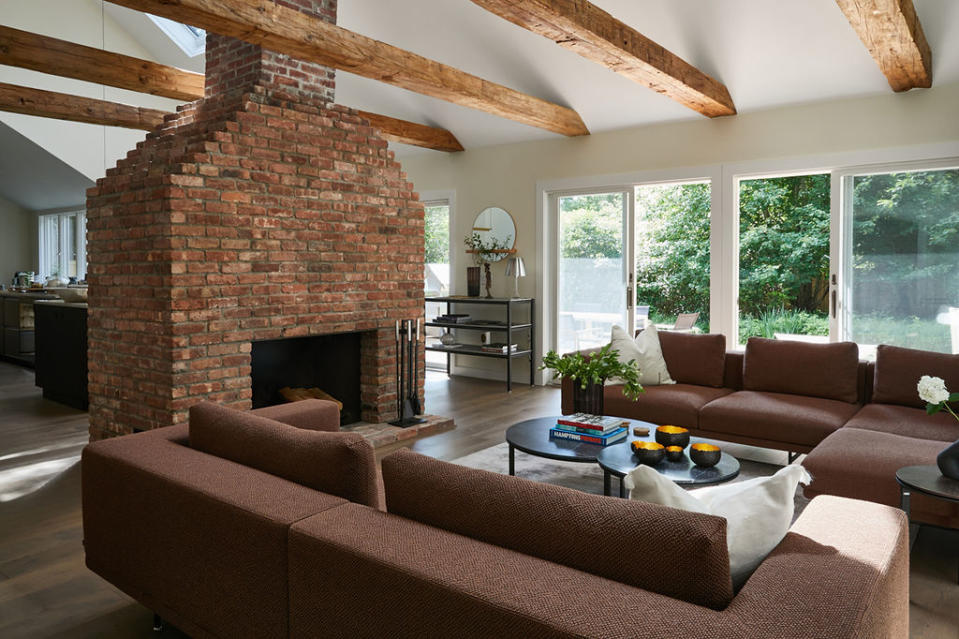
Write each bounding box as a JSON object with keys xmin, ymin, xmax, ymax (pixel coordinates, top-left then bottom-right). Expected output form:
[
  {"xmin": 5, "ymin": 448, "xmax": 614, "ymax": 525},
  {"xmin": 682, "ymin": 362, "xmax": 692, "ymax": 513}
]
[{"xmin": 465, "ymin": 232, "xmax": 511, "ymax": 298}]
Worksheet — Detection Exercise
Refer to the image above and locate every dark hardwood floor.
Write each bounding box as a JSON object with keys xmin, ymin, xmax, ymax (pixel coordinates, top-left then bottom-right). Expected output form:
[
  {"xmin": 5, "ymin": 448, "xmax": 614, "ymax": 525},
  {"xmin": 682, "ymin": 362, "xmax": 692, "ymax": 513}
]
[{"xmin": 0, "ymin": 361, "xmax": 956, "ymax": 637}]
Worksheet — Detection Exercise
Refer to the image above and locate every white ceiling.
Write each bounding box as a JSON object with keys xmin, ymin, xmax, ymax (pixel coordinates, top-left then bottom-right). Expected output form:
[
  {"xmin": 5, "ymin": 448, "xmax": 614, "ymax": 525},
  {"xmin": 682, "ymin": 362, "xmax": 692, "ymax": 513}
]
[
  {"xmin": 332, "ymin": 0, "xmax": 959, "ymax": 157},
  {"xmin": 0, "ymin": 123, "xmax": 93, "ymax": 210},
  {"xmin": 55, "ymin": 0, "xmax": 959, "ymax": 161}
]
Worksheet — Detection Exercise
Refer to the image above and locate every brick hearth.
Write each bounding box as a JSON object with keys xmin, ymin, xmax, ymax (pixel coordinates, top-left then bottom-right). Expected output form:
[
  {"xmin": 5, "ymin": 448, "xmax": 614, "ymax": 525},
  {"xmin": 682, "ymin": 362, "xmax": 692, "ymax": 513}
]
[{"xmin": 85, "ymin": 0, "xmax": 424, "ymax": 440}]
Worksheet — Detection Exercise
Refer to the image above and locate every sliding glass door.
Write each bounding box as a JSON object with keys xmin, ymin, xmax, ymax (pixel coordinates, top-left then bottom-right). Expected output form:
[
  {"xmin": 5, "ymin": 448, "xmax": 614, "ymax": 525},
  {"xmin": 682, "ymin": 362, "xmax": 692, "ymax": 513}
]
[
  {"xmin": 840, "ymin": 164, "xmax": 959, "ymax": 356},
  {"xmin": 635, "ymin": 182, "xmax": 711, "ymax": 333},
  {"xmin": 735, "ymin": 174, "xmax": 831, "ymax": 346},
  {"xmin": 554, "ymin": 190, "xmax": 631, "ymax": 354},
  {"xmin": 423, "ymin": 199, "xmax": 452, "ymax": 369}
]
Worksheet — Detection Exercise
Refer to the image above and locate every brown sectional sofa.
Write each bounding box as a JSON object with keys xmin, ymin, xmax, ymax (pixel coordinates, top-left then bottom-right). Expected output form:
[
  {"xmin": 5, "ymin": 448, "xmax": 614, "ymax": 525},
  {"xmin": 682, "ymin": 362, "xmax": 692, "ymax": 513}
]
[
  {"xmin": 563, "ymin": 335, "xmax": 959, "ymax": 527},
  {"xmin": 83, "ymin": 399, "xmax": 910, "ymax": 638}
]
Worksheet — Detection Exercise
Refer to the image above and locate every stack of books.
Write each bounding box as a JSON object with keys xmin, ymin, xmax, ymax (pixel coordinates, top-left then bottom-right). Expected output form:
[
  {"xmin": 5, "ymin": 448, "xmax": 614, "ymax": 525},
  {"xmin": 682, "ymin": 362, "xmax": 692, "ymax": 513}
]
[
  {"xmin": 435, "ymin": 314, "xmax": 471, "ymax": 323},
  {"xmin": 549, "ymin": 413, "xmax": 628, "ymax": 445},
  {"xmin": 480, "ymin": 343, "xmax": 518, "ymax": 353}
]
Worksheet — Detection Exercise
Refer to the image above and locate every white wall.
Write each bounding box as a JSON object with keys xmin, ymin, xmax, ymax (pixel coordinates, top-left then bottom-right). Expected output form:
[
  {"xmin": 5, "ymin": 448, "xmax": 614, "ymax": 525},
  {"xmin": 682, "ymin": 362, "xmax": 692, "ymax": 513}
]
[
  {"xmin": 400, "ymin": 82, "xmax": 959, "ymax": 382},
  {"xmin": 0, "ymin": 195, "xmax": 35, "ymax": 284},
  {"xmin": 0, "ymin": 0, "xmax": 184, "ymax": 182}
]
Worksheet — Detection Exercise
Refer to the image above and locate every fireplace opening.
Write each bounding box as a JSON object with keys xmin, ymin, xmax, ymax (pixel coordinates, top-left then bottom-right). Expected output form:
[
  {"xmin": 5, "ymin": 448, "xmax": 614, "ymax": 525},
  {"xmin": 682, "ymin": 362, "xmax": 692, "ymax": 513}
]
[{"xmin": 251, "ymin": 332, "xmax": 362, "ymax": 425}]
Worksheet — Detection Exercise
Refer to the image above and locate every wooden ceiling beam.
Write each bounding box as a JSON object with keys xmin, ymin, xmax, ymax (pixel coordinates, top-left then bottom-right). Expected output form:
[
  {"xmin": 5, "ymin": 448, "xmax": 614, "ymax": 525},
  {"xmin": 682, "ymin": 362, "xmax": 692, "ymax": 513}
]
[
  {"xmin": 834, "ymin": 0, "xmax": 931, "ymax": 91},
  {"xmin": 0, "ymin": 26, "xmax": 463, "ymax": 152},
  {"xmin": 104, "ymin": 0, "xmax": 589, "ymax": 137},
  {"xmin": 470, "ymin": 0, "xmax": 735, "ymax": 118},
  {"xmin": 0, "ymin": 25, "xmax": 203, "ymax": 102},
  {"xmin": 355, "ymin": 111, "xmax": 464, "ymax": 153},
  {"xmin": 0, "ymin": 82, "xmax": 167, "ymax": 130}
]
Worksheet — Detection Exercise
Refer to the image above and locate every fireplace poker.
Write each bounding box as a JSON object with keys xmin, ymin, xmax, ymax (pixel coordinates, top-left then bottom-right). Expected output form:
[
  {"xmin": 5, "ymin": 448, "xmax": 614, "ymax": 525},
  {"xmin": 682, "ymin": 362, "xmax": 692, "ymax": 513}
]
[
  {"xmin": 394, "ymin": 319, "xmax": 403, "ymax": 423},
  {"xmin": 411, "ymin": 318, "xmax": 422, "ymax": 415}
]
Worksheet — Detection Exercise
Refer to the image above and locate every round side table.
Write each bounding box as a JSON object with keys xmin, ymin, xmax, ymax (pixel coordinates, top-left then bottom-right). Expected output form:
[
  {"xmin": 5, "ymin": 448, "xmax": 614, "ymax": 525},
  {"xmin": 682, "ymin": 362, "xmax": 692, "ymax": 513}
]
[{"xmin": 895, "ymin": 464, "xmax": 959, "ymax": 585}]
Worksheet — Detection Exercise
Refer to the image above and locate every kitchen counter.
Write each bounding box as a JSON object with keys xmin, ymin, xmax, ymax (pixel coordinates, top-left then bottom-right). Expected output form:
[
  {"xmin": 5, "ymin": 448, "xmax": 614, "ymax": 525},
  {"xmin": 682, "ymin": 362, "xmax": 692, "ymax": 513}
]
[
  {"xmin": 0, "ymin": 290, "xmax": 59, "ymax": 300},
  {"xmin": 34, "ymin": 300, "xmax": 88, "ymax": 309}
]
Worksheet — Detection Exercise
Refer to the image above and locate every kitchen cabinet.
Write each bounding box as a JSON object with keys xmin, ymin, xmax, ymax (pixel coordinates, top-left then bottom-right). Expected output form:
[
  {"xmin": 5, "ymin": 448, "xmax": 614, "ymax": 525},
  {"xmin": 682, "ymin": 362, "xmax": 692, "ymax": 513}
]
[
  {"xmin": 0, "ymin": 292, "xmax": 55, "ymax": 365},
  {"xmin": 34, "ymin": 301, "xmax": 88, "ymax": 410}
]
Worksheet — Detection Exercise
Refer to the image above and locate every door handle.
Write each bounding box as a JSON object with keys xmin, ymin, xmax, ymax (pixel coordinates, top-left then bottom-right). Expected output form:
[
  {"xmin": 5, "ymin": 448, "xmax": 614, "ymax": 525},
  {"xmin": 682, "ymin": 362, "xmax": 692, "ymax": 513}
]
[{"xmin": 830, "ymin": 290, "xmax": 837, "ymax": 319}]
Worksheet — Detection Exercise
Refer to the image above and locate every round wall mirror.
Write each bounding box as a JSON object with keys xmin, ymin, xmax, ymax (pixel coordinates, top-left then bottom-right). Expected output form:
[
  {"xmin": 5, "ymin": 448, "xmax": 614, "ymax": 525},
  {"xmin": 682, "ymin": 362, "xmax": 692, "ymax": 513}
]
[{"xmin": 471, "ymin": 207, "xmax": 516, "ymax": 262}]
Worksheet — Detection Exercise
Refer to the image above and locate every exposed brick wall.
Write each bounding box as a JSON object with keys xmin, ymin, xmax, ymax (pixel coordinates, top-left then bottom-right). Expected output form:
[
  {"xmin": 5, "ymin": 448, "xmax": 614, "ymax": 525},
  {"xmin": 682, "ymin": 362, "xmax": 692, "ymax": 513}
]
[
  {"xmin": 205, "ymin": 0, "xmax": 337, "ymax": 102},
  {"xmin": 86, "ymin": 0, "xmax": 424, "ymax": 440}
]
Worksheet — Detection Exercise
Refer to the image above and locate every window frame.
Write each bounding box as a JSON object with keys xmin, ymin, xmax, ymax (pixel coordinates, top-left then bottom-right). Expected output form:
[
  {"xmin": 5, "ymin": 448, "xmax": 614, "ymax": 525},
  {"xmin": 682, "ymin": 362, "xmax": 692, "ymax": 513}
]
[{"xmin": 38, "ymin": 210, "xmax": 87, "ymax": 282}]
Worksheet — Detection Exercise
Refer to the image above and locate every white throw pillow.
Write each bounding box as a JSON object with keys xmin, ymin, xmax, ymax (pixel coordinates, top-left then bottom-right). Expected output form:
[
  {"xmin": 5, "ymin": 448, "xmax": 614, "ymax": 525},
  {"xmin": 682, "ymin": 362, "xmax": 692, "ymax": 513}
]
[
  {"xmin": 607, "ymin": 324, "xmax": 674, "ymax": 386},
  {"xmin": 623, "ymin": 463, "xmax": 811, "ymax": 588}
]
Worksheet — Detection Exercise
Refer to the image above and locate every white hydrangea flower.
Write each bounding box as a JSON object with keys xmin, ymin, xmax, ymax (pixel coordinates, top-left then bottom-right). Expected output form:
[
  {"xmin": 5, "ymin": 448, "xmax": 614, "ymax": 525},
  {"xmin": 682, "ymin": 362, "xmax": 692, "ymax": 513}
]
[{"xmin": 917, "ymin": 375, "xmax": 950, "ymax": 405}]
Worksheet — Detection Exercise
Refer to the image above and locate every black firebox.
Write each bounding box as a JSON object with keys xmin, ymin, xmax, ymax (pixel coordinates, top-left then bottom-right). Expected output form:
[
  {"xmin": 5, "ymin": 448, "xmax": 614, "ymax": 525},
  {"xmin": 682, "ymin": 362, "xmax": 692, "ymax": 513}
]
[{"xmin": 250, "ymin": 332, "xmax": 362, "ymax": 425}]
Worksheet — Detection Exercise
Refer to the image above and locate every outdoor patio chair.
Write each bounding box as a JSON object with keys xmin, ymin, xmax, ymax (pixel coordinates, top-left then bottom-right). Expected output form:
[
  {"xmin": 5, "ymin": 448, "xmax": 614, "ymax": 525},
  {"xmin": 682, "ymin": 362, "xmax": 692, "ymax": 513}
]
[{"xmin": 673, "ymin": 312, "xmax": 699, "ymax": 330}]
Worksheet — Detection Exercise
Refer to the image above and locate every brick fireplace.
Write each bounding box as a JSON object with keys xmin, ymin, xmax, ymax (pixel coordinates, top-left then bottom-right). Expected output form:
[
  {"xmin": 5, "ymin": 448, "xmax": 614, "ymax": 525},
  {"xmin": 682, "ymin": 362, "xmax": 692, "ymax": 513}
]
[{"xmin": 85, "ymin": 0, "xmax": 424, "ymax": 440}]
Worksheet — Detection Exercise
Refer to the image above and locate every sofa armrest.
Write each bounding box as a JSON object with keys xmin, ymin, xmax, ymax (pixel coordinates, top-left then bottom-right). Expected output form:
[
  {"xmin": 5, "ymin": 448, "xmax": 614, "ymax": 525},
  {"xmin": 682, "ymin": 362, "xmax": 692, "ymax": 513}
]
[
  {"xmin": 250, "ymin": 398, "xmax": 340, "ymax": 431},
  {"xmin": 82, "ymin": 425, "xmax": 347, "ymax": 639},
  {"xmin": 727, "ymin": 494, "xmax": 909, "ymax": 638}
]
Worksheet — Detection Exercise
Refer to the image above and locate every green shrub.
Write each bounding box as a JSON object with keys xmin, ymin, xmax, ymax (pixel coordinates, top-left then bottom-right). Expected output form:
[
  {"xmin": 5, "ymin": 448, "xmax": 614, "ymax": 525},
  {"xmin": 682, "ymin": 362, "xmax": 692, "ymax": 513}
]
[{"xmin": 739, "ymin": 308, "xmax": 829, "ymax": 343}]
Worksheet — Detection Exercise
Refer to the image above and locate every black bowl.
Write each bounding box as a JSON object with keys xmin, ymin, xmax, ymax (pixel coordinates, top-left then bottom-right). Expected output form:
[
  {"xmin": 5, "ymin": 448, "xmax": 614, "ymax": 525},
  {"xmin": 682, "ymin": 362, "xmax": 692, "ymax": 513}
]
[
  {"xmin": 631, "ymin": 441, "xmax": 665, "ymax": 466},
  {"xmin": 690, "ymin": 443, "xmax": 721, "ymax": 468},
  {"xmin": 665, "ymin": 446, "xmax": 684, "ymax": 462},
  {"xmin": 655, "ymin": 425, "xmax": 690, "ymax": 449}
]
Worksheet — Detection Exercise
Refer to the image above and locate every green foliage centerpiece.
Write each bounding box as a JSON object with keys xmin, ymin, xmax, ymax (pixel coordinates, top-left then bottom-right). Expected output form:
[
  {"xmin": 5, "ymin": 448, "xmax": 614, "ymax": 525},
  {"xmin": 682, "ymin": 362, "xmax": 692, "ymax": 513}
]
[{"xmin": 541, "ymin": 344, "xmax": 644, "ymax": 415}]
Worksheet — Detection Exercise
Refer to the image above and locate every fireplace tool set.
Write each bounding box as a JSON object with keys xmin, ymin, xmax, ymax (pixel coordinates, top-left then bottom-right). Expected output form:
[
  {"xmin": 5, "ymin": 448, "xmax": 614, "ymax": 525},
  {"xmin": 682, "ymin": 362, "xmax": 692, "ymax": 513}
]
[{"xmin": 390, "ymin": 319, "xmax": 426, "ymax": 427}]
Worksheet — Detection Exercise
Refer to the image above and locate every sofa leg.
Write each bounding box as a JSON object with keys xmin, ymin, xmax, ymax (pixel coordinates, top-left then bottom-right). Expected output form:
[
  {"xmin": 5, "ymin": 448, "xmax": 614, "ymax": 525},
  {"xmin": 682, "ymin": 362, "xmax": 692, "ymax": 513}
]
[
  {"xmin": 787, "ymin": 451, "xmax": 800, "ymax": 464},
  {"xmin": 153, "ymin": 614, "xmax": 163, "ymax": 632}
]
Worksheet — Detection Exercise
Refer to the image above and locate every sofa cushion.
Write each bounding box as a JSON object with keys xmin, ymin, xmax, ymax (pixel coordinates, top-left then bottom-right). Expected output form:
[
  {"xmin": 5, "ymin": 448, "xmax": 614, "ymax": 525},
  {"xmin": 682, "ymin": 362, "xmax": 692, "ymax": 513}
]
[
  {"xmin": 658, "ymin": 331, "xmax": 727, "ymax": 387},
  {"xmin": 381, "ymin": 449, "xmax": 734, "ymax": 610},
  {"xmin": 189, "ymin": 401, "xmax": 380, "ymax": 508},
  {"xmin": 872, "ymin": 344, "xmax": 959, "ymax": 409},
  {"xmin": 845, "ymin": 403, "xmax": 959, "ymax": 442},
  {"xmin": 743, "ymin": 337, "xmax": 860, "ymax": 403},
  {"xmin": 610, "ymin": 324, "xmax": 674, "ymax": 386},
  {"xmin": 604, "ymin": 383, "xmax": 732, "ymax": 430},
  {"xmin": 625, "ymin": 464, "xmax": 811, "ymax": 589},
  {"xmin": 698, "ymin": 391, "xmax": 860, "ymax": 449},
  {"xmin": 802, "ymin": 428, "xmax": 959, "ymax": 528}
]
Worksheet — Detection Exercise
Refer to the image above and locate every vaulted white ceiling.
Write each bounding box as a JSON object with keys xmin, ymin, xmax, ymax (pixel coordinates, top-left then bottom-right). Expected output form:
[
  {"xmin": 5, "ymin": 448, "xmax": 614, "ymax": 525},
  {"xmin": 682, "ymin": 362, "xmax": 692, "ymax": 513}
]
[
  {"xmin": 332, "ymin": 0, "xmax": 959, "ymax": 156},
  {"xmin": 24, "ymin": 0, "xmax": 959, "ymax": 163}
]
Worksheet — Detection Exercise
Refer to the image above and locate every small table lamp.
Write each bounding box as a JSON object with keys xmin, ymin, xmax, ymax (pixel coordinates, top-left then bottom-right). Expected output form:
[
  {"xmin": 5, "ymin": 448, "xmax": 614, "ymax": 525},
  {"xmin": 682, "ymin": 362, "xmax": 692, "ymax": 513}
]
[{"xmin": 505, "ymin": 256, "xmax": 526, "ymax": 298}]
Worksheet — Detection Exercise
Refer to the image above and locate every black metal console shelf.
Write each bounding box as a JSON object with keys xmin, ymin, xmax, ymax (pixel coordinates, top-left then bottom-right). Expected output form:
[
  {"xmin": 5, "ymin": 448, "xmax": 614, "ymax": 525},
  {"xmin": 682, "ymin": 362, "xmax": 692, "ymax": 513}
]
[{"xmin": 425, "ymin": 296, "xmax": 535, "ymax": 392}]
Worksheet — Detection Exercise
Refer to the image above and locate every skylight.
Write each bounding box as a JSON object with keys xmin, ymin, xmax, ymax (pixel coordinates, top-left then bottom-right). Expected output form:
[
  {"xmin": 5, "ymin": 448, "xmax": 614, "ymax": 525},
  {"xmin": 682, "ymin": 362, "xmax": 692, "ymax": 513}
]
[{"xmin": 147, "ymin": 14, "xmax": 206, "ymax": 57}]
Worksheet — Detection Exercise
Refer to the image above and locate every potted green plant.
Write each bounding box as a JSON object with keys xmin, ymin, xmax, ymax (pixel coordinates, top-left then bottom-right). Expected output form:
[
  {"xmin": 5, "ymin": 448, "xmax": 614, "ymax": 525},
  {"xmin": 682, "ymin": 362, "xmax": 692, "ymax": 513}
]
[
  {"xmin": 464, "ymin": 232, "xmax": 511, "ymax": 298},
  {"xmin": 541, "ymin": 344, "xmax": 644, "ymax": 415}
]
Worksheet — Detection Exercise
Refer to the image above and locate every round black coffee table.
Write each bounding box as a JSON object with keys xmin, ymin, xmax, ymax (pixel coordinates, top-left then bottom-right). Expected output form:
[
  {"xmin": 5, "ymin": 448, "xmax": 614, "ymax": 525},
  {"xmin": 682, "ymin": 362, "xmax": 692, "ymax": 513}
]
[
  {"xmin": 506, "ymin": 415, "xmax": 632, "ymax": 476},
  {"xmin": 896, "ymin": 465, "xmax": 959, "ymax": 584},
  {"xmin": 597, "ymin": 434, "xmax": 740, "ymax": 498}
]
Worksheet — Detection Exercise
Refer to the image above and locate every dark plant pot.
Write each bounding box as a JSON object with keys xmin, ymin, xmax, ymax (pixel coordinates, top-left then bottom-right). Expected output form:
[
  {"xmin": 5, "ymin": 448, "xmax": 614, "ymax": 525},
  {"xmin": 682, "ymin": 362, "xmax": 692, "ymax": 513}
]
[
  {"xmin": 655, "ymin": 425, "xmax": 690, "ymax": 449},
  {"xmin": 937, "ymin": 439, "xmax": 959, "ymax": 481},
  {"xmin": 572, "ymin": 382, "xmax": 604, "ymax": 415},
  {"xmin": 466, "ymin": 266, "xmax": 481, "ymax": 297}
]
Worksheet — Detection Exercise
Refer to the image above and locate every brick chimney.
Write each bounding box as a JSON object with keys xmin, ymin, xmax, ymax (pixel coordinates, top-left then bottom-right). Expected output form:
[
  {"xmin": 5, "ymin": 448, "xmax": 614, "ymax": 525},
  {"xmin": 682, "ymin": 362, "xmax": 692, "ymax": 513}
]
[{"xmin": 85, "ymin": 0, "xmax": 424, "ymax": 439}]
